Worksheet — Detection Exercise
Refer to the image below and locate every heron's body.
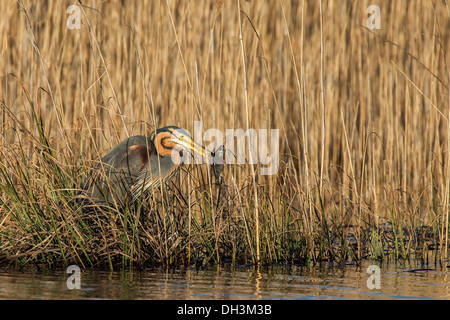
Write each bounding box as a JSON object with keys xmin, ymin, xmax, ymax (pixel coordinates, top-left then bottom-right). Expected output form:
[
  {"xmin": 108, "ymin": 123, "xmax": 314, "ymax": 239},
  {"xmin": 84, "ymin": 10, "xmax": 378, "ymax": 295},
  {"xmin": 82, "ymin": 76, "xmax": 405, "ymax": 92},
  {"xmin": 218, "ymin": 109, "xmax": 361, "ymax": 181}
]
[{"xmin": 79, "ymin": 126, "xmax": 209, "ymax": 208}]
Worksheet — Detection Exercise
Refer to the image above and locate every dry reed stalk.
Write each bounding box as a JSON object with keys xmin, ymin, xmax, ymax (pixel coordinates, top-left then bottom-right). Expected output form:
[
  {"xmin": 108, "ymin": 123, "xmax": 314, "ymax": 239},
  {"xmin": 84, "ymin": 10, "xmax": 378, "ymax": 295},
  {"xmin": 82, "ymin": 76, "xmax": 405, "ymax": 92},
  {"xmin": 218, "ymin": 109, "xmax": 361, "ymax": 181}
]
[
  {"xmin": 238, "ymin": 0, "xmax": 260, "ymax": 263},
  {"xmin": 318, "ymin": 0, "xmax": 325, "ymax": 197}
]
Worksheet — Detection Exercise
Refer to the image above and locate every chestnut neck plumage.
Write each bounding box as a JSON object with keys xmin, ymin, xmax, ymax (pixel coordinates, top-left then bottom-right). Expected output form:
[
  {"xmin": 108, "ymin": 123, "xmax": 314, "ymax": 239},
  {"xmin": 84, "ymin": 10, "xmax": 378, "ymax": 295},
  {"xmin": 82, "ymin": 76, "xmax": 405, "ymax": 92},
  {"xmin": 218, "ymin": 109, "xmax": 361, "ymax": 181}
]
[{"xmin": 151, "ymin": 127, "xmax": 186, "ymax": 163}]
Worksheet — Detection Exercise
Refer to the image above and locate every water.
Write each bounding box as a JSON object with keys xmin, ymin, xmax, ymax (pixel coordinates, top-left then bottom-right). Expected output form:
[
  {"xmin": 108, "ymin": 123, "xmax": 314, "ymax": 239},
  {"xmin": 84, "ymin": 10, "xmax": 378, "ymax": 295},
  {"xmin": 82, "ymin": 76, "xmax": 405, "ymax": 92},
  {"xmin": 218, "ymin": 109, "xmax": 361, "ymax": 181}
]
[{"xmin": 0, "ymin": 261, "xmax": 449, "ymax": 300}]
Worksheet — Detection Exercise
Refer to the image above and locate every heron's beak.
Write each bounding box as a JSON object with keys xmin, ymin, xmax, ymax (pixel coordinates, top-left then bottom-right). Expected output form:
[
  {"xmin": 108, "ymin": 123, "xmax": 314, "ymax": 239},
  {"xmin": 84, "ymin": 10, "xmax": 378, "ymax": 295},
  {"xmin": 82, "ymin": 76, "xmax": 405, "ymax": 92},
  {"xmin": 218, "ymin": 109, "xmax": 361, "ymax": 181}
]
[{"xmin": 174, "ymin": 137, "xmax": 211, "ymax": 162}]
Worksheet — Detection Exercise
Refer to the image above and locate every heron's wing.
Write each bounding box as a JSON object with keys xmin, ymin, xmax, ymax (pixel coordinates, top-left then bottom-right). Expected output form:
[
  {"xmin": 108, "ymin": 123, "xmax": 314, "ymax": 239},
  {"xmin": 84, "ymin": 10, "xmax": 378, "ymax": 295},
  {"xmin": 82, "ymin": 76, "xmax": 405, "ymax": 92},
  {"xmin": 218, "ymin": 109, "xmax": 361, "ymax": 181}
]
[
  {"xmin": 130, "ymin": 153, "xmax": 180, "ymax": 203},
  {"xmin": 79, "ymin": 136, "xmax": 154, "ymax": 206},
  {"xmin": 129, "ymin": 153, "xmax": 164, "ymax": 202},
  {"xmin": 130, "ymin": 162, "xmax": 158, "ymax": 203}
]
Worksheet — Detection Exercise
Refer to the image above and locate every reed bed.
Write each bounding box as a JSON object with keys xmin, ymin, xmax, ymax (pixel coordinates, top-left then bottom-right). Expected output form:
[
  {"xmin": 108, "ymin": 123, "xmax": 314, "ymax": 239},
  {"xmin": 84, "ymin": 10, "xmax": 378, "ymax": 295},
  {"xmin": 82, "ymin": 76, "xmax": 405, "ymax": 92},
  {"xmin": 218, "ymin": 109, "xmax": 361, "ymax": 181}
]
[{"xmin": 0, "ymin": 0, "xmax": 449, "ymax": 268}]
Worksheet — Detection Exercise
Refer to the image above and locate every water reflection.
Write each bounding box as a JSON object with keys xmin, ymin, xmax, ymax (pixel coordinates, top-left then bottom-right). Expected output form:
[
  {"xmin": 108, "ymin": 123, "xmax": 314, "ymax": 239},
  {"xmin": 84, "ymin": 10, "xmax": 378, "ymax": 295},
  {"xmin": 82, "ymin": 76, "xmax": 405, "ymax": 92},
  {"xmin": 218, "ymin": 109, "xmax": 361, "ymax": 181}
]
[{"xmin": 0, "ymin": 261, "xmax": 449, "ymax": 299}]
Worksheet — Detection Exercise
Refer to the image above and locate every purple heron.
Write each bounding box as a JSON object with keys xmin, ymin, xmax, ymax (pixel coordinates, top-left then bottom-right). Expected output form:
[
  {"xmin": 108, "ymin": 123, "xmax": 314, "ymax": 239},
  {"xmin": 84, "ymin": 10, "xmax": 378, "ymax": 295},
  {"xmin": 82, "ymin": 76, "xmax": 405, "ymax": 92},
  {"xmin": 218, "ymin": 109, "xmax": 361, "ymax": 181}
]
[{"xmin": 79, "ymin": 126, "xmax": 210, "ymax": 208}]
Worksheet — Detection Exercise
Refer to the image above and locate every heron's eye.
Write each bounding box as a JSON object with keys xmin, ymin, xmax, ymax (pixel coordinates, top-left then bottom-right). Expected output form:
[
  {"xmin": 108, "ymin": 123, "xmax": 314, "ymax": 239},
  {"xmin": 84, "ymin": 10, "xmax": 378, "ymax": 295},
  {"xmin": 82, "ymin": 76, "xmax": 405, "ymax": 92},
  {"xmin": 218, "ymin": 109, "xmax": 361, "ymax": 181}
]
[
  {"xmin": 179, "ymin": 150, "xmax": 184, "ymax": 157},
  {"xmin": 179, "ymin": 135, "xmax": 184, "ymax": 141}
]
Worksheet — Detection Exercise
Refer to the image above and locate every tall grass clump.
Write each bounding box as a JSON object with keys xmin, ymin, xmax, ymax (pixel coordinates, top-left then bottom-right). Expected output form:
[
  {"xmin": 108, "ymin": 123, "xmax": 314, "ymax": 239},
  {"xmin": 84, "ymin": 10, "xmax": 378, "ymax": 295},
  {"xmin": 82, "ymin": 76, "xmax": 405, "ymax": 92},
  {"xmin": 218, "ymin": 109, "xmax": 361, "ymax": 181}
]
[{"xmin": 0, "ymin": 0, "xmax": 449, "ymax": 268}]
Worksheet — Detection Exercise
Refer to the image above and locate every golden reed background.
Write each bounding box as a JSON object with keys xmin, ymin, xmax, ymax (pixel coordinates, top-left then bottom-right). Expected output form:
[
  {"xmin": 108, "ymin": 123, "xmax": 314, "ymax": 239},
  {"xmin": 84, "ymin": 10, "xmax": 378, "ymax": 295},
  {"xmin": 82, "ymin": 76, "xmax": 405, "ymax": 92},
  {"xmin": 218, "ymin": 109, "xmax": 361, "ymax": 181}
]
[{"xmin": 1, "ymin": 0, "xmax": 450, "ymax": 263}]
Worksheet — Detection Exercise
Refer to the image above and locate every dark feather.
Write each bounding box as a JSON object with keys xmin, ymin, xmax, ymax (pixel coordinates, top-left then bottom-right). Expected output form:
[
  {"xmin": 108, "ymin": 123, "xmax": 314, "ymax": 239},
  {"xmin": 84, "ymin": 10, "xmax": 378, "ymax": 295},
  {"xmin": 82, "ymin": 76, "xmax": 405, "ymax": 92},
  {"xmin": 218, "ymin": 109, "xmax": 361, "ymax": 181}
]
[{"xmin": 79, "ymin": 135, "xmax": 154, "ymax": 207}]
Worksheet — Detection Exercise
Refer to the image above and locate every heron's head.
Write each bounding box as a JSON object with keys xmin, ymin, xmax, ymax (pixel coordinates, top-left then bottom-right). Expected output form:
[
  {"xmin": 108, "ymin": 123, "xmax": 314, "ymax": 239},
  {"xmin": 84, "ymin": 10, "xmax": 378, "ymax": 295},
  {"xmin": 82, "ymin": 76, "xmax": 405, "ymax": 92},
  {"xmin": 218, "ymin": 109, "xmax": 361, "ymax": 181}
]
[{"xmin": 151, "ymin": 126, "xmax": 210, "ymax": 164}]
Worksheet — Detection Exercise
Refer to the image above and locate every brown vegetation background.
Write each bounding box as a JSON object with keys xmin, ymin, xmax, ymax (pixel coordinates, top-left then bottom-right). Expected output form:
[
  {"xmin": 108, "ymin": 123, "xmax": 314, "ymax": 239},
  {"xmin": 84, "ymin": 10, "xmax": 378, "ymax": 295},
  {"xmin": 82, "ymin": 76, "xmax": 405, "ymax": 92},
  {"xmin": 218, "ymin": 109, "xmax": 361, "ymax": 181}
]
[{"xmin": 1, "ymin": 0, "xmax": 450, "ymax": 265}]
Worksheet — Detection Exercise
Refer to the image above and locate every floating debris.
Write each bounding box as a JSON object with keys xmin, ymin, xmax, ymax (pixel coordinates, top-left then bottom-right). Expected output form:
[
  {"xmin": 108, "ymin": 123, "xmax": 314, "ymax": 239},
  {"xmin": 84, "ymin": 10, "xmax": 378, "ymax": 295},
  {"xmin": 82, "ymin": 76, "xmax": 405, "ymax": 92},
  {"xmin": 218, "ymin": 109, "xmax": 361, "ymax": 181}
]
[{"xmin": 404, "ymin": 268, "xmax": 435, "ymax": 273}]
